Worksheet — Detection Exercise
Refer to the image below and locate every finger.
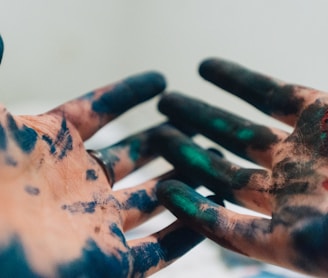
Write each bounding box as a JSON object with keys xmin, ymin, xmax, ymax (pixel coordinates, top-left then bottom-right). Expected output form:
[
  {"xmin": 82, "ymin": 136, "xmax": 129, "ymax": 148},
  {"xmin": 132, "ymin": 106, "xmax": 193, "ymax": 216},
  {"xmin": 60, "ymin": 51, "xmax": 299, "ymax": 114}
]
[
  {"xmin": 159, "ymin": 92, "xmax": 288, "ymax": 168},
  {"xmin": 156, "ymin": 180, "xmax": 297, "ymax": 272},
  {"xmin": 150, "ymin": 126, "xmax": 273, "ymax": 214},
  {"xmin": 47, "ymin": 71, "xmax": 166, "ymax": 141},
  {"xmin": 117, "ymin": 168, "xmax": 206, "ymax": 231},
  {"xmin": 89, "ymin": 123, "xmax": 173, "ymax": 186},
  {"xmin": 199, "ymin": 58, "xmax": 323, "ymax": 126},
  {"xmin": 128, "ymin": 220, "xmax": 204, "ymax": 277},
  {"xmin": 0, "ymin": 35, "xmax": 4, "ymax": 64},
  {"xmin": 116, "ymin": 170, "xmax": 176, "ymax": 231}
]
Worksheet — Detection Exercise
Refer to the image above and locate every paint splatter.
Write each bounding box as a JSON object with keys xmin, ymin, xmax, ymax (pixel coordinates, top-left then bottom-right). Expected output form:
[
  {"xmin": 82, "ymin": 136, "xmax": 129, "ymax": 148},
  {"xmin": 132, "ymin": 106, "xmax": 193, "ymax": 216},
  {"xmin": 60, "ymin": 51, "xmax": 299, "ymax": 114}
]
[
  {"xmin": 86, "ymin": 169, "xmax": 98, "ymax": 181},
  {"xmin": 62, "ymin": 201, "xmax": 97, "ymax": 214},
  {"xmin": 41, "ymin": 135, "xmax": 56, "ymax": 154},
  {"xmin": 41, "ymin": 118, "xmax": 73, "ymax": 160},
  {"xmin": 7, "ymin": 115, "xmax": 37, "ymax": 154},
  {"xmin": 24, "ymin": 185, "xmax": 40, "ymax": 196},
  {"xmin": 123, "ymin": 189, "xmax": 158, "ymax": 213}
]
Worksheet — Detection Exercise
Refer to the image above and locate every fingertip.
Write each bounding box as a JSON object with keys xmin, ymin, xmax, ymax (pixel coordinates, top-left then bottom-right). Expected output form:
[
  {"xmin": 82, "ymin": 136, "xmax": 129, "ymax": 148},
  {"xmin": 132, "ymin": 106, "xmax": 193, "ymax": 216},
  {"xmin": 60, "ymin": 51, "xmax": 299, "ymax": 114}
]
[
  {"xmin": 157, "ymin": 92, "xmax": 183, "ymax": 114},
  {"xmin": 124, "ymin": 71, "xmax": 167, "ymax": 101},
  {"xmin": 198, "ymin": 57, "xmax": 220, "ymax": 79}
]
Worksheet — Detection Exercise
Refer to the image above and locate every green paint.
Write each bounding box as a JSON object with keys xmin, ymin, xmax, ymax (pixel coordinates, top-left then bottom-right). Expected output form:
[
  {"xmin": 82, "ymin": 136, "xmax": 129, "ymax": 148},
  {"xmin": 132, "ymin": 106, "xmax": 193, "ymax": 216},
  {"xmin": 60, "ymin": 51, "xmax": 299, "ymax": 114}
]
[
  {"xmin": 169, "ymin": 186, "xmax": 218, "ymax": 227},
  {"xmin": 211, "ymin": 118, "xmax": 229, "ymax": 131},
  {"xmin": 128, "ymin": 139, "xmax": 141, "ymax": 162},
  {"xmin": 236, "ymin": 129, "xmax": 254, "ymax": 140},
  {"xmin": 321, "ymin": 132, "xmax": 327, "ymax": 140},
  {"xmin": 180, "ymin": 144, "xmax": 213, "ymax": 172},
  {"xmin": 170, "ymin": 191, "xmax": 199, "ymax": 216}
]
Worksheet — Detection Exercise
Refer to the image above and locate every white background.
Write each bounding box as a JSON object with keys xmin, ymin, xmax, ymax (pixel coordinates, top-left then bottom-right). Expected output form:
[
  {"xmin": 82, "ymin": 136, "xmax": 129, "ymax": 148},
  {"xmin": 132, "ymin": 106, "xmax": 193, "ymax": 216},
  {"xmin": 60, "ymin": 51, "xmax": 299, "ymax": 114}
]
[{"xmin": 0, "ymin": 1, "xmax": 325, "ymax": 277}]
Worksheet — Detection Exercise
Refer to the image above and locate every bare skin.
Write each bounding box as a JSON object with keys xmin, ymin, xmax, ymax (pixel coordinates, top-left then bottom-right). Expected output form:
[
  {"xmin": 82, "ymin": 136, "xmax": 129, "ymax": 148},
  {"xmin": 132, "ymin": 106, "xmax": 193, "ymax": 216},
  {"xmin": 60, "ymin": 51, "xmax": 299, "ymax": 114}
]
[
  {"xmin": 153, "ymin": 58, "xmax": 328, "ymax": 277},
  {"xmin": 0, "ymin": 36, "xmax": 204, "ymax": 277}
]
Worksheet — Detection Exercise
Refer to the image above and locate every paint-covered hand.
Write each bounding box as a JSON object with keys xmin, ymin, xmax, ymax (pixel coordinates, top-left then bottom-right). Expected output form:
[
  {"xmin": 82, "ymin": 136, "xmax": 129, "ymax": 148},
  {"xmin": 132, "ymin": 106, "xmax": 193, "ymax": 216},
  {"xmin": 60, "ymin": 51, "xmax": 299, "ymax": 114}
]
[
  {"xmin": 152, "ymin": 58, "xmax": 328, "ymax": 276},
  {"xmin": 0, "ymin": 45, "xmax": 204, "ymax": 276}
]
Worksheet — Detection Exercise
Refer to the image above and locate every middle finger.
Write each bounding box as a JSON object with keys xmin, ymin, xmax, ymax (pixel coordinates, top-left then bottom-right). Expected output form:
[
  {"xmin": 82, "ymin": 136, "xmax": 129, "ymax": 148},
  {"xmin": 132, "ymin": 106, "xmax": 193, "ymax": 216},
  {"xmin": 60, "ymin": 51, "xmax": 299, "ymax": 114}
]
[{"xmin": 158, "ymin": 92, "xmax": 288, "ymax": 168}]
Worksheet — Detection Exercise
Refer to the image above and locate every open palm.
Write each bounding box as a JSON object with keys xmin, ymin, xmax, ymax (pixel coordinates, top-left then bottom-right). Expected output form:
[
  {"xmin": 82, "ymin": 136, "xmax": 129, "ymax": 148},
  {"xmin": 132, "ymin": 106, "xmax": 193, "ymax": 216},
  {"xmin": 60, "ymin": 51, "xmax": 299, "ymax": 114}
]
[{"xmin": 154, "ymin": 58, "xmax": 328, "ymax": 277}]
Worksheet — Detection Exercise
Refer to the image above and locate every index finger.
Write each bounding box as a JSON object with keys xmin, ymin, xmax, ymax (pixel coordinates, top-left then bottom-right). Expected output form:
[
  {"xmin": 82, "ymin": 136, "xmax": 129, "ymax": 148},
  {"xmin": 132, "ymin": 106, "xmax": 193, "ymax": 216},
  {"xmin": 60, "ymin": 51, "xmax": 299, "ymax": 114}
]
[
  {"xmin": 199, "ymin": 58, "xmax": 323, "ymax": 126},
  {"xmin": 46, "ymin": 71, "xmax": 166, "ymax": 140}
]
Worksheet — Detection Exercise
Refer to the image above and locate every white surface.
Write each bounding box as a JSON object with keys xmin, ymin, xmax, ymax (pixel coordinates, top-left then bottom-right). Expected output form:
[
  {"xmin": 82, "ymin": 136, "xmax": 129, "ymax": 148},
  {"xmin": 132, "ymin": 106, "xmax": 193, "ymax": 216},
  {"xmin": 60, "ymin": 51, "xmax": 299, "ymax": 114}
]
[{"xmin": 1, "ymin": 1, "xmax": 326, "ymax": 277}]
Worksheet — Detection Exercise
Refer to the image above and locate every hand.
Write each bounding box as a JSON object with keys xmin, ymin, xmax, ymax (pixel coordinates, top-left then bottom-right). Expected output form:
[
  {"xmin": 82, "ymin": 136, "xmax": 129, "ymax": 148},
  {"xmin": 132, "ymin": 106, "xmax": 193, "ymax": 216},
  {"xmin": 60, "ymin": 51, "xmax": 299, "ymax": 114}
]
[
  {"xmin": 153, "ymin": 58, "xmax": 328, "ymax": 276},
  {"xmin": 0, "ymin": 37, "xmax": 204, "ymax": 277}
]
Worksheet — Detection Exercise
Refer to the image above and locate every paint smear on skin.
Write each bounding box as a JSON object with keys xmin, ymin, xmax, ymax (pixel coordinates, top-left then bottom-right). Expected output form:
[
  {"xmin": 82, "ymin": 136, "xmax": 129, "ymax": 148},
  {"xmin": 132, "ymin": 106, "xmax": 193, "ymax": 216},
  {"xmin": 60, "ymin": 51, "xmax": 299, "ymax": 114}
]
[
  {"xmin": 7, "ymin": 115, "xmax": 38, "ymax": 154},
  {"xmin": 24, "ymin": 185, "xmax": 40, "ymax": 196},
  {"xmin": 109, "ymin": 223, "xmax": 127, "ymax": 248},
  {"xmin": 131, "ymin": 225, "xmax": 204, "ymax": 276},
  {"xmin": 58, "ymin": 239, "xmax": 130, "ymax": 278},
  {"xmin": 0, "ymin": 235, "xmax": 36, "ymax": 277},
  {"xmin": 123, "ymin": 189, "xmax": 158, "ymax": 213},
  {"xmin": 167, "ymin": 188, "xmax": 199, "ymax": 217},
  {"xmin": 62, "ymin": 201, "xmax": 97, "ymax": 214},
  {"xmin": 41, "ymin": 135, "xmax": 56, "ymax": 154},
  {"xmin": 56, "ymin": 119, "xmax": 73, "ymax": 160},
  {"xmin": 41, "ymin": 119, "xmax": 73, "ymax": 160},
  {"xmin": 0, "ymin": 124, "xmax": 7, "ymax": 150},
  {"xmin": 86, "ymin": 169, "xmax": 98, "ymax": 181},
  {"xmin": 180, "ymin": 144, "xmax": 213, "ymax": 173},
  {"xmin": 0, "ymin": 235, "xmax": 131, "ymax": 277},
  {"xmin": 236, "ymin": 129, "xmax": 255, "ymax": 140},
  {"xmin": 211, "ymin": 118, "xmax": 229, "ymax": 131},
  {"xmin": 91, "ymin": 72, "xmax": 165, "ymax": 116}
]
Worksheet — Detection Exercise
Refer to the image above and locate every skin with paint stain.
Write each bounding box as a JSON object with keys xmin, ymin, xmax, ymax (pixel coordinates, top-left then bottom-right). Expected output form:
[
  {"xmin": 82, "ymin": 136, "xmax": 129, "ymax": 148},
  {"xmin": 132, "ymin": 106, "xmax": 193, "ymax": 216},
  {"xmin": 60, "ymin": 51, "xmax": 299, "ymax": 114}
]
[
  {"xmin": 153, "ymin": 58, "xmax": 328, "ymax": 277},
  {"xmin": 0, "ymin": 36, "xmax": 204, "ymax": 277}
]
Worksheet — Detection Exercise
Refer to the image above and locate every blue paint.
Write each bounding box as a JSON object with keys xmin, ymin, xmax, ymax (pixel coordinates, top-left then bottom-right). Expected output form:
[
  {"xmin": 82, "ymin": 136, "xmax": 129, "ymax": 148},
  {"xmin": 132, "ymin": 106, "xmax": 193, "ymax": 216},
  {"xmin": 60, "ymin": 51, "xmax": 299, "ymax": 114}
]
[
  {"xmin": 109, "ymin": 223, "xmax": 127, "ymax": 248},
  {"xmin": 0, "ymin": 235, "xmax": 37, "ymax": 277},
  {"xmin": 24, "ymin": 185, "xmax": 40, "ymax": 196},
  {"xmin": 292, "ymin": 214, "xmax": 328, "ymax": 272},
  {"xmin": 131, "ymin": 225, "xmax": 204, "ymax": 275},
  {"xmin": 7, "ymin": 115, "xmax": 37, "ymax": 154},
  {"xmin": 123, "ymin": 189, "xmax": 158, "ymax": 213},
  {"xmin": 86, "ymin": 169, "xmax": 98, "ymax": 181},
  {"xmin": 0, "ymin": 235, "xmax": 131, "ymax": 277},
  {"xmin": 58, "ymin": 239, "xmax": 130, "ymax": 278},
  {"xmin": 0, "ymin": 123, "xmax": 7, "ymax": 150},
  {"xmin": 62, "ymin": 201, "xmax": 97, "ymax": 214},
  {"xmin": 41, "ymin": 119, "xmax": 73, "ymax": 160},
  {"xmin": 41, "ymin": 135, "xmax": 56, "ymax": 154},
  {"xmin": 91, "ymin": 72, "xmax": 165, "ymax": 115},
  {"xmin": 56, "ymin": 119, "xmax": 73, "ymax": 160}
]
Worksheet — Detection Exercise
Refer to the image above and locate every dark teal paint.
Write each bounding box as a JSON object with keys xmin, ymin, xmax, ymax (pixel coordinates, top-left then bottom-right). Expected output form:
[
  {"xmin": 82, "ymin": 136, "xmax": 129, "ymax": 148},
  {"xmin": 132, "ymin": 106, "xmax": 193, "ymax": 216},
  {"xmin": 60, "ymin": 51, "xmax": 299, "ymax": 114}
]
[
  {"xmin": 91, "ymin": 72, "xmax": 165, "ymax": 115},
  {"xmin": 123, "ymin": 189, "xmax": 158, "ymax": 213},
  {"xmin": 131, "ymin": 224, "xmax": 204, "ymax": 276},
  {"xmin": 7, "ymin": 115, "xmax": 37, "ymax": 154},
  {"xmin": 86, "ymin": 169, "xmax": 98, "ymax": 181},
  {"xmin": 0, "ymin": 123, "xmax": 7, "ymax": 150}
]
